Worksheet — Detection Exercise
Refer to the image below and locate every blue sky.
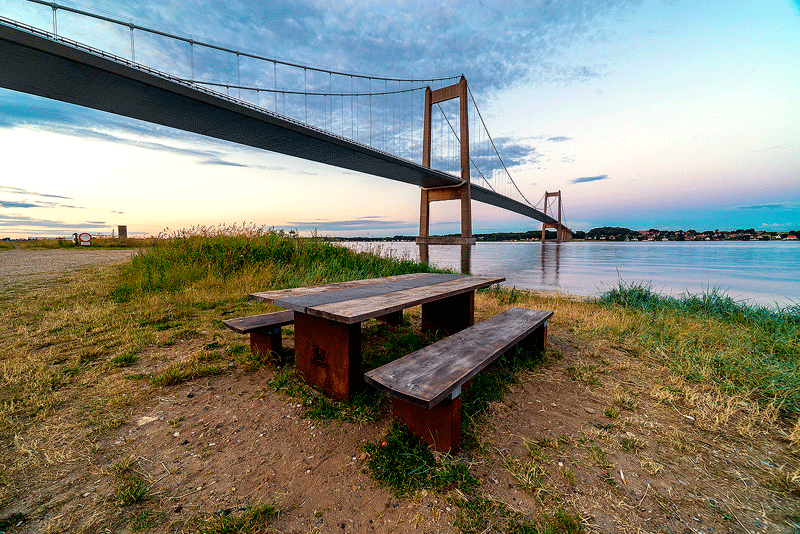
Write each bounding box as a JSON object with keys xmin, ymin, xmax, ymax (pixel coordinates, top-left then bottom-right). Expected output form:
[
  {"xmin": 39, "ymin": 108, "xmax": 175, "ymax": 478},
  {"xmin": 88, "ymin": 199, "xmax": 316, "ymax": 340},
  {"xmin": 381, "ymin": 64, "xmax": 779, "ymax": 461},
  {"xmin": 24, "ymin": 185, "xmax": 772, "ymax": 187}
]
[{"xmin": 1, "ymin": 0, "xmax": 799, "ymax": 238}]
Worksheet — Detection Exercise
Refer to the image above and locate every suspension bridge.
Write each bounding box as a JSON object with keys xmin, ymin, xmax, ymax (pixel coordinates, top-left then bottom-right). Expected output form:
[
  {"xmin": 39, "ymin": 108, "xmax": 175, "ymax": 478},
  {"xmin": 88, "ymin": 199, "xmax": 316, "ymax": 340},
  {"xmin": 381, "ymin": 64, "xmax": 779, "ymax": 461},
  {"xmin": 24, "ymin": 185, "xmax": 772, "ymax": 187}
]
[{"xmin": 0, "ymin": 1, "xmax": 572, "ymax": 243}]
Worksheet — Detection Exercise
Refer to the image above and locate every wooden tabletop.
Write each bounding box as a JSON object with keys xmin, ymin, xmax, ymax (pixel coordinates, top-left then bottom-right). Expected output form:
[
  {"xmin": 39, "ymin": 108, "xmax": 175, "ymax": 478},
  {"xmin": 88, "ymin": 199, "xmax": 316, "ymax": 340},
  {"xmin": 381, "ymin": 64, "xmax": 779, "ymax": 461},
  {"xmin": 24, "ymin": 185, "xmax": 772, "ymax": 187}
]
[{"xmin": 250, "ymin": 272, "xmax": 505, "ymax": 324}]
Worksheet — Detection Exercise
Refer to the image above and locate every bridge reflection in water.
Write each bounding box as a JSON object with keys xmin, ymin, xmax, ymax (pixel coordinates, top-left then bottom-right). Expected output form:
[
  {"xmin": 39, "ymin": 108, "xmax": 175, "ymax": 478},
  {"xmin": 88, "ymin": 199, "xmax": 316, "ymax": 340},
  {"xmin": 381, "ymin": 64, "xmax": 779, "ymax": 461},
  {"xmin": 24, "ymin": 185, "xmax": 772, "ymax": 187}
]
[
  {"xmin": 418, "ymin": 243, "xmax": 472, "ymax": 274},
  {"xmin": 418, "ymin": 242, "xmax": 561, "ymax": 281}
]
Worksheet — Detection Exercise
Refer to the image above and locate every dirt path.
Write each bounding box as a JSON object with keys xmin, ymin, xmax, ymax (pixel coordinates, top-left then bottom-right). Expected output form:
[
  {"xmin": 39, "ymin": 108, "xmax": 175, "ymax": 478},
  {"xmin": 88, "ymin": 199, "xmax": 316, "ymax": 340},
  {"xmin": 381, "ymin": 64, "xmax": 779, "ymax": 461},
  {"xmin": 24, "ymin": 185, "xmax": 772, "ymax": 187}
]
[{"xmin": 0, "ymin": 248, "xmax": 135, "ymax": 290}]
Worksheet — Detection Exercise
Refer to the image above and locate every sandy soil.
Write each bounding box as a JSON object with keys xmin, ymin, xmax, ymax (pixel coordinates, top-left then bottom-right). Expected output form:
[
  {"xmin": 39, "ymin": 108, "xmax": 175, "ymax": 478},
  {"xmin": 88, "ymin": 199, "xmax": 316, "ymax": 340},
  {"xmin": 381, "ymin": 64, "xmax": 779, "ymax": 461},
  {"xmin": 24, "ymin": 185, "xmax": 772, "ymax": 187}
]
[
  {"xmin": 11, "ymin": 337, "xmax": 797, "ymax": 534},
  {"xmin": 0, "ymin": 248, "xmax": 135, "ymax": 290}
]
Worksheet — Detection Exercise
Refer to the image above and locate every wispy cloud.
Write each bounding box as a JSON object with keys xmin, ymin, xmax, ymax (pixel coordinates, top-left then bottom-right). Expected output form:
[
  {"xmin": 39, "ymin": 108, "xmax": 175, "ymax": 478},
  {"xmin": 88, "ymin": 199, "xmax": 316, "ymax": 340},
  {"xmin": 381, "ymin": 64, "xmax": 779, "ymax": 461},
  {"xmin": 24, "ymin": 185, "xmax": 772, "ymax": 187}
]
[
  {"xmin": 0, "ymin": 200, "xmax": 39, "ymax": 209},
  {"xmin": 0, "ymin": 214, "xmax": 108, "ymax": 230},
  {"xmin": 739, "ymin": 204, "xmax": 787, "ymax": 210},
  {"xmin": 0, "ymin": 93, "xmax": 280, "ymax": 170},
  {"xmin": 286, "ymin": 216, "xmax": 412, "ymax": 231},
  {"xmin": 571, "ymin": 174, "xmax": 609, "ymax": 184},
  {"xmin": 0, "ymin": 185, "xmax": 72, "ymax": 200},
  {"xmin": 547, "ymin": 136, "xmax": 572, "ymax": 142}
]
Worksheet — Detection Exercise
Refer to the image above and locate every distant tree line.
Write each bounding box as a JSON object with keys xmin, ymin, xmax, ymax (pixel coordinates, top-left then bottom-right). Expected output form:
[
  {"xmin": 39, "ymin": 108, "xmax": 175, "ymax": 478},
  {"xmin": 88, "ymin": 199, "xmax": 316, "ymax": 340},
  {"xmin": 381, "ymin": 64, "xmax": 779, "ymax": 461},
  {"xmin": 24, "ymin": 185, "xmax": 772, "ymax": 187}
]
[{"xmin": 324, "ymin": 227, "xmax": 797, "ymax": 243}]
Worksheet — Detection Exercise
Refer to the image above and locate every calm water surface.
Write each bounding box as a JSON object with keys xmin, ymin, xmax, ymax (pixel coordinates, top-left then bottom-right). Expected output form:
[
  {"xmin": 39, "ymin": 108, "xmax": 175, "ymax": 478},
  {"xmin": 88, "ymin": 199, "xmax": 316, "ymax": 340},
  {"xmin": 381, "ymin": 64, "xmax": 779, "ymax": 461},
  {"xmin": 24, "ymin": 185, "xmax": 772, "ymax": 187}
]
[{"xmin": 345, "ymin": 241, "xmax": 800, "ymax": 308}]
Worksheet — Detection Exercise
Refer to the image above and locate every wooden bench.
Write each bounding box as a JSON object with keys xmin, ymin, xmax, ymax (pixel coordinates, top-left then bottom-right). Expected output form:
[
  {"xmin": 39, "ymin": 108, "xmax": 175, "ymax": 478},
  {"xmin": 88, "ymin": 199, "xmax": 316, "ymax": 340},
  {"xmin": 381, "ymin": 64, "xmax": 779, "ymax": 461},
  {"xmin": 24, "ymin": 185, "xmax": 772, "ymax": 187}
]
[
  {"xmin": 364, "ymin": 307, "xmax": 553, "ymax": 453},
  {"xmin": 222, "ymin": 310, "xmax": 294, "ymax": 357}
]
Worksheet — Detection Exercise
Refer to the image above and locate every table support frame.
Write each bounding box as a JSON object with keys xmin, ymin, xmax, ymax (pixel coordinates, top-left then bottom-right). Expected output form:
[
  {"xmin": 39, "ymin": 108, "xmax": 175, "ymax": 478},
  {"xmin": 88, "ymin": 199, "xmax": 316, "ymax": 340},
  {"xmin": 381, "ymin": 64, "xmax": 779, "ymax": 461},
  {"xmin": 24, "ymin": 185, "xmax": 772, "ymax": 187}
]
[
  {"xmin": 294, "ymin": 313, "xmax": 362, "ymax": 401},
  {"xmin": 421, "ymin": 290, "xmax": 474, "ymax": 335}
]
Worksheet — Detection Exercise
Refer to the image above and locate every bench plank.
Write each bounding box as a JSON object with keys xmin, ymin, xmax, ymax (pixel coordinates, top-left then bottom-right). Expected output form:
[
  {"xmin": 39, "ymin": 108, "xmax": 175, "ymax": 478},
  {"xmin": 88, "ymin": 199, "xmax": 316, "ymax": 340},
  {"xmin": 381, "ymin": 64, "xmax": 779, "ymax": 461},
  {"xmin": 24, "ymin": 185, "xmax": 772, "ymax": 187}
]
[
  {"xmin": 364, "ymin": 308, "xmax": 553, "ymax": 409},
  {"xmin": 222, "ymin": 310, "xmax": 294, "ymax": 334}
]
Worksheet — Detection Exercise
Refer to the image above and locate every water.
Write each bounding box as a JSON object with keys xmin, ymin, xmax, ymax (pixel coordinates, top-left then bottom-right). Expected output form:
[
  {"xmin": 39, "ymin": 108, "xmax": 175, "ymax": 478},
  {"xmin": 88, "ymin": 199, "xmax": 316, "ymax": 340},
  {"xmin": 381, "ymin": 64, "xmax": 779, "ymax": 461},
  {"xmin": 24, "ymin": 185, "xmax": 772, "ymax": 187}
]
[{"xmin": 344, "ymin": 241, "xmax": 800, "ymax": 308}]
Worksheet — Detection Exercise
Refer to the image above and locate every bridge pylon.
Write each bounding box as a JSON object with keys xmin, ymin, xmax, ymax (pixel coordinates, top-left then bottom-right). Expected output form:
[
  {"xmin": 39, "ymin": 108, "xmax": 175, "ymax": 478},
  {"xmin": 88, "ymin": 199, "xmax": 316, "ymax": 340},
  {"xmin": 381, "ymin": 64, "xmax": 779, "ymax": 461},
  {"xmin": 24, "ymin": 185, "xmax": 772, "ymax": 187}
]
[
  {"xmin": 541, "ymin": 191, "xmax": 572, "ymax": 243},
  {"xmin": 417, "ymin": 76, "xmax": 475, "ymax": 246}
]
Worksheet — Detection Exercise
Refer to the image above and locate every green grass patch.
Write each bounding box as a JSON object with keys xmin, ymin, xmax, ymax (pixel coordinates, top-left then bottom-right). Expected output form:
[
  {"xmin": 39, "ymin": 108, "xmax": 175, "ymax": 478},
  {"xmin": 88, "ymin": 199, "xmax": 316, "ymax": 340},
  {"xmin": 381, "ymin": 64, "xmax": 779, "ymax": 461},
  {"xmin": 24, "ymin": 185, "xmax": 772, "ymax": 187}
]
[
  {"xmin": 598, "ymin": 281, "xmax": 800, "ymax": 413},
  {"xmin": 110, "ymin": 352, "xmax": 139, "ymax": 367},
  {"xmin": 267, "ymin": 368, "xmax": 386, "ymax": 424},
  {"xmin": 114, "ymin": 475, "xmax": 149, "ymax": 505},
  {"xmin": 452, "ymin": 493, "xmax": 584, "ymax": 534},
  {"xmin": 110, "ymin": 228, "xmax": 442, "ymax": 302},
  {"xmin": 195, "ymin": 501, "xmax": 279, "ymax": 534},
  {"xmin": 0, "ymin": 513, "xmax": 29, "ymax": 530},
  {"xmin": 362, "ymin": 421, "xmax": 477, "ymax": 496},
  {"xmin": 150, "ymin": 352, "xmax": 228, "ymax": 387}
]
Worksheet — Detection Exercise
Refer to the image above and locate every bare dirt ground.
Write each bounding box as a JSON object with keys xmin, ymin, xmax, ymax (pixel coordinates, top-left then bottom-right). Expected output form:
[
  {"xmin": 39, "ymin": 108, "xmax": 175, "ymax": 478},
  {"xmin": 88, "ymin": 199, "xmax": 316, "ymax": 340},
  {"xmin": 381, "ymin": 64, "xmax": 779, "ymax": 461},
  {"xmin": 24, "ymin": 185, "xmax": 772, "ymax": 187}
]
[
  {"xmin": 16, "ymin": 337, "xmax": 798, "ymax": 534},
  {"xmin": 0, "ymin": 248, "xmax": 135, "ymax": 291},
  {"xmin": 2, "ymin": 251, "xmax": 799, "ymax": 534}
]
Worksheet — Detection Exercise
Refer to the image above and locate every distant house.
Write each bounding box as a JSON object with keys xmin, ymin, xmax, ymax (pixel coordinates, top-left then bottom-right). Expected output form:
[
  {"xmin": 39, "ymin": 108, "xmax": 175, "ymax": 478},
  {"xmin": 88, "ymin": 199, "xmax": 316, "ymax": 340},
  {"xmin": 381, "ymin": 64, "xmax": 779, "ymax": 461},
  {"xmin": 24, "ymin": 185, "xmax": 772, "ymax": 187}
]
[{"xmin": 787, "ymin": 235, "xmax": 798, "ymax": 241}]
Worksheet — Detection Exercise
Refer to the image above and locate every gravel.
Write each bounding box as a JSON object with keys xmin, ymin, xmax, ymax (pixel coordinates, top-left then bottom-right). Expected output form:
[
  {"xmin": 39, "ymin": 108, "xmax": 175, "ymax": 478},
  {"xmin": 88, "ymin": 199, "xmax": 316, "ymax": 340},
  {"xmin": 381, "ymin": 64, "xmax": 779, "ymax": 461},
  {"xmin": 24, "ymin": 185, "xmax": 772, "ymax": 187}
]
[{"xmin": 0, "ymin": 248, "xmax": 135, "ymax": 290}]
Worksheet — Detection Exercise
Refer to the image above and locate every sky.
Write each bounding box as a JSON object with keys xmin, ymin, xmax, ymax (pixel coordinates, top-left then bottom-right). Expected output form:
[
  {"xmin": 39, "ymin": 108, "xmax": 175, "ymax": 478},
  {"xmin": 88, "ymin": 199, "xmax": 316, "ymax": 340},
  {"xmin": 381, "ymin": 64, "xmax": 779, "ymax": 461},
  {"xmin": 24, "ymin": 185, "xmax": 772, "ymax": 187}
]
[{"xmin": 1, "ymin": 0, "xmax": 799, "ymax": 238}]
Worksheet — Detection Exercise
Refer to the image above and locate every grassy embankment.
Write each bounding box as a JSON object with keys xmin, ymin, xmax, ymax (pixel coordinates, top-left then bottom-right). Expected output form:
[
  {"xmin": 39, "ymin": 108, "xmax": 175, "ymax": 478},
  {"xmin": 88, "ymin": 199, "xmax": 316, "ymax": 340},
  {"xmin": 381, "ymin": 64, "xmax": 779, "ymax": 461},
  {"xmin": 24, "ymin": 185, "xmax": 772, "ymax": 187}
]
[{"xmin": 1, "ymin": 227, "xmax": 798, "ymax": 533}]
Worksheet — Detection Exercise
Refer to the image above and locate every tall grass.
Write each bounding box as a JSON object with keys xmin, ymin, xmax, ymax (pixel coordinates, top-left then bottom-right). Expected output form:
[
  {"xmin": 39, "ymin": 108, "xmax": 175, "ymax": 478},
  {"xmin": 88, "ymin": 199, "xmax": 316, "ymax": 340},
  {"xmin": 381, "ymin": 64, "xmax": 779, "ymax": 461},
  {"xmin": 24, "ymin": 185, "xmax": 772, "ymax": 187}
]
[
  {"xmin": 598, "ymin": 282, "xmax": 800, "ymax": 413},
  {"xmin": 111, "ymin": 226, "xmax": 441, "ymax": 301}
]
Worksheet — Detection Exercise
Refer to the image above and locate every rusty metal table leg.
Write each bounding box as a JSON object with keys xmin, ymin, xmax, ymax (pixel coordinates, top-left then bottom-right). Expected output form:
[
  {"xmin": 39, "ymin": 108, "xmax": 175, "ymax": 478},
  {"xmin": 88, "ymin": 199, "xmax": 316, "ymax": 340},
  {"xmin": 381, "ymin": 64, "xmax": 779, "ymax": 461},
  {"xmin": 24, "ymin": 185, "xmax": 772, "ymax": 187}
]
[
  {"xmin": 293, "ymin": 312, "xmax": 361, "ymax": 401},
  {"xmin": 421, "ymin": 290, "xmax": 474, "ymax": 335}
]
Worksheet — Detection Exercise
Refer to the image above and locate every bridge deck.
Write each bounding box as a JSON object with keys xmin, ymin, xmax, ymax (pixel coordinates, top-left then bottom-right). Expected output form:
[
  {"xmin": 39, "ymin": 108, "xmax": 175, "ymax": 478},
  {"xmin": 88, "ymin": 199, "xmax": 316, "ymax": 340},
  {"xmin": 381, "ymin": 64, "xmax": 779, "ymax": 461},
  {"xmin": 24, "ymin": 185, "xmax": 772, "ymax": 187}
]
[{"xmin": 0, "ymin": 19, "xmax": 563, "ymax": 227}]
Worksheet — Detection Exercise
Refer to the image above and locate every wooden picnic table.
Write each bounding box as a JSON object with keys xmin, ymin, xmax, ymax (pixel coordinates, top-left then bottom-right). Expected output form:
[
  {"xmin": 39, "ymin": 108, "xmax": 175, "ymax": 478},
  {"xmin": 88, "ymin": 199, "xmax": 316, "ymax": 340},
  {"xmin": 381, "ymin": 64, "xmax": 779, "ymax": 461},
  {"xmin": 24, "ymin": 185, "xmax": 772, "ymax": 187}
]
[{"xmin": 249, "ymin": 272, "xmax": 504, "ymax": 401}]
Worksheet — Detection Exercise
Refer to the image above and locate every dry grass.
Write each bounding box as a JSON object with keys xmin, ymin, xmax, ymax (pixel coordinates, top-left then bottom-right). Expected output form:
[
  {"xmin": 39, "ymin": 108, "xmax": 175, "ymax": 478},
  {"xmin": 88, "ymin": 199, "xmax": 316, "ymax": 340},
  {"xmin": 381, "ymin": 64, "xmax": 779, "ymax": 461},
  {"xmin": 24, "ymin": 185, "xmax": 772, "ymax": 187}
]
[{"xmin": 2, "ymin": 243, "xmax": 799, "ymax": 532}]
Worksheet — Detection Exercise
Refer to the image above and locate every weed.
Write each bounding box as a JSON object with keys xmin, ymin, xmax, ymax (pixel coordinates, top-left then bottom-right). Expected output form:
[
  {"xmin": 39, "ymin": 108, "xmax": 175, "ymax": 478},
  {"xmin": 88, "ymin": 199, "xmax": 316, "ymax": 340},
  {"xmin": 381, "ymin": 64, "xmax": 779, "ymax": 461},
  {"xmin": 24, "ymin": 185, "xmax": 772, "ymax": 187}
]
[
  {"xmin": 599, "ymin": 471, "xmax": 617, "ymax": 487},
  {"xmin": 566, "ymin": 363, "xmax": 600, "ymax": 385},
  {"xmin": 131, "ymin": 510, "xmax": 167, "ymax": 531},
  {"xmin": 707, "ymin": 499, "xmax": 734, "ymax": 521},
  {"xmin": 0, "ymin": 513, "xmax": 28, "ymax": 530},
  {"xmin": 587, "ymin": 445, "xmax": 613, "ymax": 469},
  {"xmin": 639, "ymin": 456, "xmax": 664, "ymax": 475},
  {"xmin": 504, "ymin": 456, "xmax": 553, "ymax": 501},
  {"xmin": 196, "ymin": 501, "xmax": 279, "ymax": 534},
  {"xmin": 604, "ymin": 406, "xmax": 620, "ymax": 419},
  {"xmin": 483, "ymin": 285, "xmax": 524, "ymax": 305},
  {"xmin": 168, "ymin": 416, "xmax": 185, "ymax": 427},
  {"xmin": 110, "ymin": 352, "xmax": 139, "ymax": 367},
  {"xmin": 362, "ymin": 422, "xmax": 477, "ymax": 496},
  {"xmin": 561, "ymin": 466, "xmax": 576, "ymax": 484},
  {"xmin": 268, "ymin": 368, "xmax": 386, "ymax": 424},
  {"xmin": 115, "ymin": 475, "xmax": 148, "ymax": 505},
  {"xmin": 615, "ymin": 393, "xmax": 637, "ymax": 411},
  {"xmin": 235, "ymin": 348, "xmax": 277, "ymax": 372},
  {"xmin": 108, "ymin": 455, "xmax": 138, "ymax": 476},
  {"xmin": 150, "ymin": 353, "xmax": 227, "ymax": 387},
  {"xmin": 619, "ymin": 436, "xmax": 647, "ymax": 452},
  {"xmin": 536, "ymin": 435, "xmax": 558, "ymax": 450},
  {"xmin": 452, "ymin": 493, "xmax": 583, "ymax": 534},
  {"xmin": 525, "ymin": 443, "xmax": 550, "ymax": 463}
]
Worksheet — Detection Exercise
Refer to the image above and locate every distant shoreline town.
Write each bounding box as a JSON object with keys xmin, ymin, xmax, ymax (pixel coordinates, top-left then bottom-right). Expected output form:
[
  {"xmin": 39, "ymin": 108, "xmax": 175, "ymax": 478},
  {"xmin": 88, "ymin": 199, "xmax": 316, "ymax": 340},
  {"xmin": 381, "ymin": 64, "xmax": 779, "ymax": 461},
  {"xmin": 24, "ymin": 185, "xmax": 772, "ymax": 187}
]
[
  {"xmin": 4, "ymin": 227, "xmax": 799, "ymax": 243},
  {"xmin": 331, "ymin": 227, "xmax": 800, "ymax": 242}
]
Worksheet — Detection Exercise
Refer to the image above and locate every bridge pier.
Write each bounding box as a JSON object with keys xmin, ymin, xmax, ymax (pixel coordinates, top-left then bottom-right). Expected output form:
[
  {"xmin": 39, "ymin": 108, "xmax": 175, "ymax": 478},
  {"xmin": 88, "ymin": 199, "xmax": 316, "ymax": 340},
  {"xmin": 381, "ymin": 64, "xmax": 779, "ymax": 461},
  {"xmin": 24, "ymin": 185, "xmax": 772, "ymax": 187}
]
[
  {"xmin": 418, "ymin": 183, "xmax": 475, "ymax": 246},
  {"xmin": 416, "ymin": 76, "xmax": 476, "ymax": 248},
  {"xmin": 540, "ymin": 190, "xmax": 572, "ymax": 243}
]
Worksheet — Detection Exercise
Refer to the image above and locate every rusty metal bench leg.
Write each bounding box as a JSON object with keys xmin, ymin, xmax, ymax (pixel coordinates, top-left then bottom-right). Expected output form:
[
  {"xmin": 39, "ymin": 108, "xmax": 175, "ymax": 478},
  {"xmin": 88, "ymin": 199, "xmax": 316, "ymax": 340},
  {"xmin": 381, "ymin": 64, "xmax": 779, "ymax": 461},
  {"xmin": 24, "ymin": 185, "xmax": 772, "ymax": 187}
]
[
  {"xmin": 249, "ymin": 327, "xmax": 282, "ymax": 357},
  {"xmin": 519, "ymin": 322, "xmax": 548, "ymax": 352},
  {"xmin": 392, "ymin": 395, "xmax": 462, "ymax": 454},
  {"xmin": 293, "ymin": 312, "xmax": 361, "ymax": 401},
  {"xmin": 421, "ymin": 290, "xmax": 474, "ymax": 335}
]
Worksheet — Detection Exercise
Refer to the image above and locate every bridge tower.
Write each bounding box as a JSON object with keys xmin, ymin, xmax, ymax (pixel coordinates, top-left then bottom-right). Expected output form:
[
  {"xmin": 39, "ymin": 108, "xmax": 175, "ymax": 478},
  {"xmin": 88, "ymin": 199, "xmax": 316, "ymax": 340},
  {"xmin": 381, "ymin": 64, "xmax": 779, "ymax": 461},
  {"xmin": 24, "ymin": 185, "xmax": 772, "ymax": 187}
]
[
  {"xmin": 417, "ymin": 76, "xmax": 475, "ymax": 246},
  {"xmin": 541, "ymin": 191, "xmax": 569, "ymax": 243}
]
